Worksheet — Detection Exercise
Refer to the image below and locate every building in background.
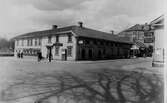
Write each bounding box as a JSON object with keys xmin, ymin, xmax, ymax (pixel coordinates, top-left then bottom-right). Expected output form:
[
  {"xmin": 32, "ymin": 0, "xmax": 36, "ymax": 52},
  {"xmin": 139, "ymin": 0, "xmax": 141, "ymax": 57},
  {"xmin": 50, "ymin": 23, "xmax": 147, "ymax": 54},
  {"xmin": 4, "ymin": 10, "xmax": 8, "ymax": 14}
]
[
  {"xmin": 149, "ymin": 15, "xmax": 164, "ymax": 67},
  {"xmin": 13, "ymin": 23, "xmax": 132, "ymax": 61},
  {"xmin": 118, "ymin": 24, "xmax": 154, "ymax": 57}
]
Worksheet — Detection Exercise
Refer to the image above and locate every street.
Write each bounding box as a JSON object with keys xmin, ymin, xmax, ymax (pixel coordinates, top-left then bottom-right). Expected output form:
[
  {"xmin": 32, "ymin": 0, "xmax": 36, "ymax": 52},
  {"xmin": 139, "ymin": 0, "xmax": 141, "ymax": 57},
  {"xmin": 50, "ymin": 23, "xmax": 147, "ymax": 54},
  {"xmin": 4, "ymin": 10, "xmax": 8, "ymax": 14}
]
[{"xmin": 0, "ymin": 57, "xmax": 163, "ymax": 103}]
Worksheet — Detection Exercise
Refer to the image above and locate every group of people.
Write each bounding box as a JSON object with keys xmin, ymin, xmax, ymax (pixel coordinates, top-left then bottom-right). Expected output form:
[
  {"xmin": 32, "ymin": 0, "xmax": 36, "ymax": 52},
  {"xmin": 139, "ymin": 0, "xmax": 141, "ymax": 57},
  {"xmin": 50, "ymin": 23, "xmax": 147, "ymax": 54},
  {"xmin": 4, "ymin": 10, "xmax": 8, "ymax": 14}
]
[
  {"xmin": 17, "ymin": 51, "xmax": 23, "ymax": 58},
  {"xmin": 16, "ymin": 50, "xmax": 53, "ymax": 62}
]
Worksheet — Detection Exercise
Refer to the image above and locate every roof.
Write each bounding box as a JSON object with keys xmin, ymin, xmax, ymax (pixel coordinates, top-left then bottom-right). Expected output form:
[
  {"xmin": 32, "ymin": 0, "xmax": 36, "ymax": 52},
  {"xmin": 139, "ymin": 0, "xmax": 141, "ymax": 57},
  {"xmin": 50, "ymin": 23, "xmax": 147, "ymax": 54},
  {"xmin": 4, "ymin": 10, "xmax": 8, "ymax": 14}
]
[
  {"xmin": 13, "ymin": 25, "xmax": 132, "ymax": 44},
  {"xmin": 150, "ymin": 15, "xmax": 164, "ymax": 25},
  {"xmin": 122, "ymin": 24, "xmax": 145, "ymax": 32}
]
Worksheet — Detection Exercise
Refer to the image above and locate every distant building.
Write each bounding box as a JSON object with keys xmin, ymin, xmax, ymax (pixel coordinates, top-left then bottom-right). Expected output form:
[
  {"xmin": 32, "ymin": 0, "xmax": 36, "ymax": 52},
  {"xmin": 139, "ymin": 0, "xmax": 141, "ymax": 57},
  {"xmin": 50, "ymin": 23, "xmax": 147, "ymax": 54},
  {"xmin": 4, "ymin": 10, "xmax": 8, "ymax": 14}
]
[
  {"xmin": 118, "ymin": 24, "xmax": 154, "ymax": 47},
  {"xmin": 150, "ymin": 15, "xmax": 164, "ymax": 67},
  {"xmin": 118, "ymin": 24, "xmax": 155, "ymax": 57},
  {"xmin": 13, "ymin": 23, "xmax": 132, "ymax": 61}
]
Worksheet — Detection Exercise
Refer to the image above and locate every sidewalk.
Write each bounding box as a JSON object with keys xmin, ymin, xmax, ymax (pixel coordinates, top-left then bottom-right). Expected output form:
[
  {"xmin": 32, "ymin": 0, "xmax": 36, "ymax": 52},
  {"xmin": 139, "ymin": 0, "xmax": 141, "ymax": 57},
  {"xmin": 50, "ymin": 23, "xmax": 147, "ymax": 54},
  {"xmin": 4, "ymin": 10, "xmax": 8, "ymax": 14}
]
[{"xmin": 0, "ymin": 56, "xmax": 153, "ymax": 64}]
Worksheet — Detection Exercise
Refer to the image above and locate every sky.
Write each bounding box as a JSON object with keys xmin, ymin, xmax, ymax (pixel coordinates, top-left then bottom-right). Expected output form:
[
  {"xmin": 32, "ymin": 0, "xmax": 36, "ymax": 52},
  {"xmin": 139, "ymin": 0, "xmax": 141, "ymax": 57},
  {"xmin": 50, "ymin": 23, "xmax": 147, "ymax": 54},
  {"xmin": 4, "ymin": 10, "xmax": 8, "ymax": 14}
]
[{"xmin": 0, "ymin": 0, "xmax": 164, "ymax": 39}]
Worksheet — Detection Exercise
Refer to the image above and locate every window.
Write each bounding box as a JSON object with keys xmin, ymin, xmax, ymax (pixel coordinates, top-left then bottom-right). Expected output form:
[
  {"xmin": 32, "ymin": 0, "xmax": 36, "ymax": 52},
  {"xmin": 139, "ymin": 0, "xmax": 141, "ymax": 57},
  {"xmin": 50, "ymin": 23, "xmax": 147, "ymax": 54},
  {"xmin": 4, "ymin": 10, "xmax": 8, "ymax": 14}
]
[
  {"xmin": 16, "ymin": 40, "xmax": 19, "ymax": 46},
  {"xmin": 68, "ymin": 35, "xmax": 72, "ymax": 42},
  {"xmin": 55, "ymin": 47, "xmax": 59, "ymax": 55},
  {"xmin": 30, "ymin": 39, "xmax": 33, "ymax": 46},
  {"xmin": 38, "ymin": 38, "xmax": 41, "ymax": 46},
  {"xmin": 35, "ymin": 38, "xmax": 38, "ymax": 46},
  {"xmin": 48, "ymin": 36, "xmax": 52, "ymax": 43},
  {"xmin": 21, "ymin": 40, "xmax": 24, "ymax": 46},
  {"xmin": 27, "ymin": 40, "xmax": 29, "ymax": 46},
  {"xmin": 56, "ymin": 35, "xmax": 59, "ymax": 42},
  {"xmin": 67, "ymin": 46, "xmax": 73, "ymax": 57}
]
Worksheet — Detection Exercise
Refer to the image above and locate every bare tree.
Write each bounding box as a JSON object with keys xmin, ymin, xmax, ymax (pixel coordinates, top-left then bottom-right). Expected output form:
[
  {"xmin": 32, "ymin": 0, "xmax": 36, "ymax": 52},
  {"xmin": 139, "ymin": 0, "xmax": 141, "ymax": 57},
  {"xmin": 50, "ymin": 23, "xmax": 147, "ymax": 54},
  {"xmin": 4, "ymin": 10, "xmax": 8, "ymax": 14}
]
[{"xmin": 0, "ymin": 68, "xmax": 163, "ymax": 103}]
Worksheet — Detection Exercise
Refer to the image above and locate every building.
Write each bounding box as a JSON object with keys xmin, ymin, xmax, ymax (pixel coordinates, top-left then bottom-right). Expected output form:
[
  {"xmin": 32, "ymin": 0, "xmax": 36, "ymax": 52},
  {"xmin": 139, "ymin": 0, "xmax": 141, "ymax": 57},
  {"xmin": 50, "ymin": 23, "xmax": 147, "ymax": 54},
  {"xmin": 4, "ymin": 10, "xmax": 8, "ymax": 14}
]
[
  {"xmin": 149, "ymin": 15, "xmax": 164, "ymax": 67},
  {"xmin": 118, "ymin": 24, "xmax": 154, "ymax": 46},
  {"xmin": 118, "ymin": 24, "xmax": 154, "ymax": 57},
  {"xmin": 13, "ymin": 23, "xmax": 132, "ymax": 61}
]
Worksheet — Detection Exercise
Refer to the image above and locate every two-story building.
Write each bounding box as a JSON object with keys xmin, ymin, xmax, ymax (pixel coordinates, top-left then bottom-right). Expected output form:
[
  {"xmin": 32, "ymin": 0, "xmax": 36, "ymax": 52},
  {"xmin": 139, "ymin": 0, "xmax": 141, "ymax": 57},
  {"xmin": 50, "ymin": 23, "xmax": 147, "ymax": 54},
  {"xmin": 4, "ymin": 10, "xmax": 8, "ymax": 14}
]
[{"xmin": 13, "ymin": 23, "xmax": 132, "ymax": 61}]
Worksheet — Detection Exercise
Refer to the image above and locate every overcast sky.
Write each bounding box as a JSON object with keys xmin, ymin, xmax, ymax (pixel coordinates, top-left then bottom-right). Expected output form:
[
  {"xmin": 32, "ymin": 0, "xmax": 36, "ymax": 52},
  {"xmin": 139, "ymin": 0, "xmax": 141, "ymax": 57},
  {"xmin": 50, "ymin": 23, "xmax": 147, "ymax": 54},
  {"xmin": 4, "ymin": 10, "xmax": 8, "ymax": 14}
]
[{"xmin": 0, "ymin": 0, "xmax": 164, "ymax": 39}]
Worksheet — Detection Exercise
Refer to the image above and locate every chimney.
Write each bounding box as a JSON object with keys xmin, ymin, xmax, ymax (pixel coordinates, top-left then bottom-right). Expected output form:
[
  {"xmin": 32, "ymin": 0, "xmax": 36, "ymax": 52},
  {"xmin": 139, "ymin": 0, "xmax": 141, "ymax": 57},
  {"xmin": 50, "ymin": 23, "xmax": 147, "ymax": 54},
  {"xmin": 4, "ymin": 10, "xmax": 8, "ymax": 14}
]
[
  {"xmin": 52, "ymin": 25, "xmax": 58, "ymax": 29},
  {"xmin": 78, "ymin": 21, "xmax": 83, "ymax": 28},
  {"xmin": 111, "ymin": 30, "xmax": 114, "ymax": 35}
]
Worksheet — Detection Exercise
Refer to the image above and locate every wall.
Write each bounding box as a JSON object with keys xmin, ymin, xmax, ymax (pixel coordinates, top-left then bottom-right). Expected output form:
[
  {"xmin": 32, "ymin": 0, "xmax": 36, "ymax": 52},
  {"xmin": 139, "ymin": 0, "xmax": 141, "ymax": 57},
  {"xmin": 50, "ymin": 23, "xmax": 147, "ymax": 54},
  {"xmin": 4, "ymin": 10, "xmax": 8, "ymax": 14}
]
[{"xmin": 153, "ymin": 28, "xmax": 164, "ymax": 63}]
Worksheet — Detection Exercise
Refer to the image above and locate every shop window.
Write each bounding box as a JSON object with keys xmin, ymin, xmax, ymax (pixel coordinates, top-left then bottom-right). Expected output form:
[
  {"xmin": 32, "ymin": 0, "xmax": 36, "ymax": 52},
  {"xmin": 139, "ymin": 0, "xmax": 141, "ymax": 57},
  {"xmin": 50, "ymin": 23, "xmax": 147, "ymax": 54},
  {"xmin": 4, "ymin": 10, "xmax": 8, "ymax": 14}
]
[{"xmin": 67, "ymin": 46, "xmax": 73, "ymax": 57}]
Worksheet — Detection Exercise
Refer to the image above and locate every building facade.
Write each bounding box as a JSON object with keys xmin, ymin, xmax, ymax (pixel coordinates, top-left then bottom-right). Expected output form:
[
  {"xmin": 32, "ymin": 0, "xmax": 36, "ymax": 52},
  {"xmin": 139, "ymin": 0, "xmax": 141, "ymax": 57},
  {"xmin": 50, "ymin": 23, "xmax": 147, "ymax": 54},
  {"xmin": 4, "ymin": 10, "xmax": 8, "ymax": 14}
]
[
  {"xmin": 118, "ymin": 24, "xmax": 154, "ymax": 46},
  {"xmin": 118, "ymin": 24, "xmax": 154, "ymax": 57},
  {"xmin": 150, "ymin": 15, "xmax": 164, "ymax": 67},
  {"xmin": 14, "ymin": 24, "xmax": 132, "ymax": 61}
]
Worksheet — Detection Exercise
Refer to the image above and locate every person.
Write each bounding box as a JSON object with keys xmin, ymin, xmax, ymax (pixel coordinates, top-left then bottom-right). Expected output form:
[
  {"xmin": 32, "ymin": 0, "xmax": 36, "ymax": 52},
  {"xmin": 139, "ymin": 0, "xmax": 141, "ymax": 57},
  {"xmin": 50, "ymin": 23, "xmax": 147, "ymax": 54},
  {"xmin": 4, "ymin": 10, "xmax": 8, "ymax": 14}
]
[
  {"xmin": 20, "ymin": 51, "xmax": 23, "ymax": 58},
  {"xmin": 18, "ymin": 51, "xmax": 21, "ymax": 58},
  {"xmin": 37, "ymin": 51, "xmax": 42, "ymax": 62},
  {"xmin": 17, "ymin": 52, "xmax": 19, "ymax": 58},
  {"xmin": 48, "ymin": 52, "xmax": 52, "ymax": 62}
]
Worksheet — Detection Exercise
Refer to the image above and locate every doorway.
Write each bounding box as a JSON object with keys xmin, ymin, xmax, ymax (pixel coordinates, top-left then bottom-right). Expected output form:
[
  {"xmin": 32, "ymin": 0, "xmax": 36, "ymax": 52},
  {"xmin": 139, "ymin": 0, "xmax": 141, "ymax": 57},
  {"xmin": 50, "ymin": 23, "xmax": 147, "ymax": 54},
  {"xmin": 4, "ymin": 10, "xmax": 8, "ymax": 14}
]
[
  {"xmin": 88, "ymin": 49, "xmax": 93, "ymax": 59},
  {"xmin": 61, "ymin": 49, "xmax": 67, "ymax": 61},
  {"xmin": 98, "ymin": 50, "xmax": 102, "ymax": 59},
  {"xmin": 81, "ymin": 49, "xmax": 86, "ymax": 60}
]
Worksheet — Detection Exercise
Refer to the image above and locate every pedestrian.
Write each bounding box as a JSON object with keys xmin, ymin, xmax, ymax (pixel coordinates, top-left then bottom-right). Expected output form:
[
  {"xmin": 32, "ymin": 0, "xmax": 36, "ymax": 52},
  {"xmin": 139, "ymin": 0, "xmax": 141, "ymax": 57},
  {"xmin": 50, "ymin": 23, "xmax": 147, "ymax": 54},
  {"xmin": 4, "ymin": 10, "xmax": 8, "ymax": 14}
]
[
  {"xmin": 37, "ymin": 51, "xmax": 42, "ymax": 62},
  {"xmin": 17, "ymin": 52, "xmax": 19, "ymax": 58},
  {"xmin": 20, "ymin": 51, "xmax": 23, "ymax": 58},
  {"xmin": 18, "ymin": 51, "xmax": 20, "ymax": 58},
  {"xmin": 48, "ymin": 52, "xmax": 52, "ymax": 62}
]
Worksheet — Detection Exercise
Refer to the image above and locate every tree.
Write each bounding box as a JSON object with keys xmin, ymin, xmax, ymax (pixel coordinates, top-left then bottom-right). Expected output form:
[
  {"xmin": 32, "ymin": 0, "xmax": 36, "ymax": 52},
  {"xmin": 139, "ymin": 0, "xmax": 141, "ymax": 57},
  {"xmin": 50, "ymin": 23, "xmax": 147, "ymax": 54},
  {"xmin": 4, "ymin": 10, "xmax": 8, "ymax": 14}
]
[
  {"xmin": 0, "ymin": 68, "xmax": 163, "ymax": 103},
  {"xmin": 0, "ymin": 37, "xmax": 14, "ymax": 52}
]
